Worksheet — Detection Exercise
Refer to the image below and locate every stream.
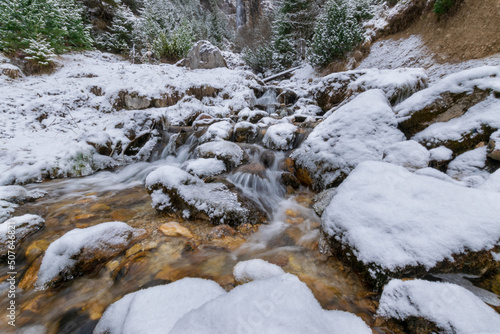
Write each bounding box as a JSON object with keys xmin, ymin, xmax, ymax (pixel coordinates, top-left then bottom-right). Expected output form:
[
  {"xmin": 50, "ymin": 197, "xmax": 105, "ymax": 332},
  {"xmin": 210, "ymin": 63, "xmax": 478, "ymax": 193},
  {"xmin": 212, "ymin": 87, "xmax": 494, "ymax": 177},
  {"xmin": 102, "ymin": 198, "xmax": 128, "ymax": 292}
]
[{"xmin": 3, "ymin": 128, "xmax": 387, "ymax": 333}]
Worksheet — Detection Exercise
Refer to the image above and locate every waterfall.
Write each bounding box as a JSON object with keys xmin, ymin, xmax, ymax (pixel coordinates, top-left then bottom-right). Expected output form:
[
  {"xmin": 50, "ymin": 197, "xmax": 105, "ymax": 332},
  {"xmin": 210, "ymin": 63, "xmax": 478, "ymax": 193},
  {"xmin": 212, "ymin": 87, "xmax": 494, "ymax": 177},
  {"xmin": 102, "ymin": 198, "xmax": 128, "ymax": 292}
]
[{"xmin": 236, "ymin": 0, "xmax": 246, "ymax": 28}]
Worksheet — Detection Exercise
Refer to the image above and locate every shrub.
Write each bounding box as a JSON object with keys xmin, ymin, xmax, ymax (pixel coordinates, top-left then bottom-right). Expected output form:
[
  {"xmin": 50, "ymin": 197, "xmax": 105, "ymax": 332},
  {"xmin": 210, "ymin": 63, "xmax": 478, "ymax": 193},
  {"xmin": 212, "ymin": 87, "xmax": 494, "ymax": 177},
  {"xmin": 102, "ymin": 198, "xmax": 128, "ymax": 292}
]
[
  {"xmin": 152, "ymin": 21, "xmax": 194, "ymax": 61},
  {"xmin": 311, "ymin": 0, "xmax": 363, "ymax": 67},
  {"xmin": 433, "ymin": 0, "xmax": 455, "ymax": 14},
  {"xmin": 242, "ymin": 45, "xmax": 274, "ymax": 73}
]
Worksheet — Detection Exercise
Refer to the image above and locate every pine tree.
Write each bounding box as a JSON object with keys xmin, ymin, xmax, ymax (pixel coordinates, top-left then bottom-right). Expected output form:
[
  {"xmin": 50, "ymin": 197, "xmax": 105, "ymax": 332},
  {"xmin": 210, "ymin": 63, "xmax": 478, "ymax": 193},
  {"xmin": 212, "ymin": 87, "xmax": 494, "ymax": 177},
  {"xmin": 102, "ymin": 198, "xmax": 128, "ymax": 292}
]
[
  {"xmin": 98, "ymin": 5, "xmax": 136, "ymax": 53},
  {"xmin": 311, "ymin": 0, "xmax": 363, "ymax": 67},
  {"xmin": 23, "ymin": 35, "xmax": 56, "ymax": 66}
]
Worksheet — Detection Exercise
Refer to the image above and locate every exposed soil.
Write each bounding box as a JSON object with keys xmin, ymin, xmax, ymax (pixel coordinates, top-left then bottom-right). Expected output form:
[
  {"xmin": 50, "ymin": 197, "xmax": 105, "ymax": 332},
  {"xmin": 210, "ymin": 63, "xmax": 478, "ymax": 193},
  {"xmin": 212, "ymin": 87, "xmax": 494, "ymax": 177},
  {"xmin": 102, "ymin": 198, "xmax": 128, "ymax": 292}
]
[{"xmin": 389, "ymin": 0, "xmax": 500, "ymax": 62}]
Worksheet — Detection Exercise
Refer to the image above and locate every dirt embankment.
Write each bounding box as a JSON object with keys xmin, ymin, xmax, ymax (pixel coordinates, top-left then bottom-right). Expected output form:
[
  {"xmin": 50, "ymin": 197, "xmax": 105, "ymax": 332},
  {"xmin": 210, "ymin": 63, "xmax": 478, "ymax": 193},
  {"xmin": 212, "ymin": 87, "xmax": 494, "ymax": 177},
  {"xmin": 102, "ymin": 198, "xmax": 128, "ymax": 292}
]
[{"xmin": 389, "ymin": 0, "xmax": 500, "ymax": 62}]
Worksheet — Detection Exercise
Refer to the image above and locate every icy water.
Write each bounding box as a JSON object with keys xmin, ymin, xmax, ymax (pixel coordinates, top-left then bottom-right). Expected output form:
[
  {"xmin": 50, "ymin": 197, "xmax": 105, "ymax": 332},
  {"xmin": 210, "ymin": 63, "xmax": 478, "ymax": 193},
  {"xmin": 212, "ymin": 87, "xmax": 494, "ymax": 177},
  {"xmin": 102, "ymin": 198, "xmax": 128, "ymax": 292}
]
[{"xmin": 3, "ymin": 134, "xmax": 383, "ymax": 333}]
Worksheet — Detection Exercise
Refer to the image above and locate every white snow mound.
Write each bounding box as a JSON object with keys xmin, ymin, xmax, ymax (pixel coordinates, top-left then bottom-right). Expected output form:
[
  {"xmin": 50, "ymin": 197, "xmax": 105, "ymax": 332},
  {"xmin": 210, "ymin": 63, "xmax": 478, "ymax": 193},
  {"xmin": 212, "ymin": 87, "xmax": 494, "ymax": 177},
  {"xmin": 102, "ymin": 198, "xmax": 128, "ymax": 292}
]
[{"xmin": 233, "ymin": 259, "xmax": 285, "ymax": 283}]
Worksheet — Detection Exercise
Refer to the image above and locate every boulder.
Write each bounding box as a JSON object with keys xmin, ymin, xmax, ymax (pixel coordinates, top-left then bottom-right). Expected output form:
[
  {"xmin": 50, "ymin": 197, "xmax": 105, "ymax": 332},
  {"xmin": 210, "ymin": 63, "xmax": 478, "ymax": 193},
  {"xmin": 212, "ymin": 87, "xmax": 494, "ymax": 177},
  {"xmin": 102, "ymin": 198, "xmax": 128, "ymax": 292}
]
[
  {"xmin": 233, "ymin": 121, "xmax": 259, "ymax": 143},
  {"xmin": 184, "ymin": 41, "xmax": 227, "ymax": 70},
  {"xmin": 196, "ymin": 140, "xmax": 245, "ymax": 169},
  {"xmin": 181, "ymin": 158, "xmax": 227, "ymax": 178},
  {"xmin": 262, "ymin": 123, "xmax": 298, "ymax": 151},
  {"xmin": 159, "ymin": 222, "xmax": 195, "ymax": 239},
  {"xmin": 36, "ymin": 222, "xmax": 146, "ymax": 288},
  {"xmin": 199, "ymin": 121, "xmax": 233, "ymax": 143},
  {"xmin": 146, "ymin": 166, "xmax": 268, "ymax": 226},
  {"xmin": 382, "ymin": 140, "xmax": 430, "ymax": 171},
  {"xmin": 291, "ymin": 90, "xmax": 405, "ymax": 190},
  {"xmin": 322, "ymin": 161, "xmax": 500, "ymax": 288}
]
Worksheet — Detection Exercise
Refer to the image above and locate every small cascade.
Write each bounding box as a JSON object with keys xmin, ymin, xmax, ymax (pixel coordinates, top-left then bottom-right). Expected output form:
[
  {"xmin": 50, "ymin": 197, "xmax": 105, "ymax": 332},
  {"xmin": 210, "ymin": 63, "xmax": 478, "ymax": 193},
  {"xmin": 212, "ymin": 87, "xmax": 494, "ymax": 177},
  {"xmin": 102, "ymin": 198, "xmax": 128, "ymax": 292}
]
[{"xmin": 255, "ymin": 89, "xmax": 279, "ymax": 114}]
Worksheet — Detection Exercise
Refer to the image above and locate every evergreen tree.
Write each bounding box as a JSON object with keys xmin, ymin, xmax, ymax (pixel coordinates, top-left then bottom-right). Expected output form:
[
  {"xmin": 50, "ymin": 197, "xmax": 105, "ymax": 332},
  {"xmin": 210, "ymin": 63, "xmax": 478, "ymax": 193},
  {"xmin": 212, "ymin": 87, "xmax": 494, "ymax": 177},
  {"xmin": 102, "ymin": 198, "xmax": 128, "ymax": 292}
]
[
  {"xmin": 97, "ymin": 5, "xmax": 136, "ymax": 53},
  {"xmin": 311, "ymin": 0, "xmax": 363, "ymax": 66}
]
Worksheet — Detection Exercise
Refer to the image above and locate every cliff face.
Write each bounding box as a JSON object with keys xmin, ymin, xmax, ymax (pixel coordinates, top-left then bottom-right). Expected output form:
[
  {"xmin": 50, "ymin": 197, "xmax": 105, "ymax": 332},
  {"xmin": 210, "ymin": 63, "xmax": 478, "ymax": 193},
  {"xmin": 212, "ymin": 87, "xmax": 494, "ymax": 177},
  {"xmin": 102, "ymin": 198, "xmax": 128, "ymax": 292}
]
[{"xmin": 219, "ymin": 0, "xmax": 263, "ymax": 29}]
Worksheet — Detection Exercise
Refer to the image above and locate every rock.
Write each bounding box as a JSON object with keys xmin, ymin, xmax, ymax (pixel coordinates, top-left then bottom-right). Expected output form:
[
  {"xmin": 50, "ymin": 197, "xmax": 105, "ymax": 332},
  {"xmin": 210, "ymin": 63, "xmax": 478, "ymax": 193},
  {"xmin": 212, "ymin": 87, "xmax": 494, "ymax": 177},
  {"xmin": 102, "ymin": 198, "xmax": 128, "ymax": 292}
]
[
  {"xmin": 395, "ymin": 67, "xmax": 499, "ymax": 138},
  {"xmin": 181, "ymin": 158, "xmax": 227, "ymax": 178},
  {"xmin": 237, "ymin": 108, "xmax": 268, "ymax": 123},
  {"xmin": 0, "ymin": 63, "xmax": 24, "ymax": 79},
  {"xmin": 382, "ymin": 140, "xmax": 430, "ymax": 171},
  {"xmin": 277, "ymin": 89, "xmax": 298, "ymax": 106},
  {"xmin": 35, "ymin": 222, "xmax": 147, "ymax": 288},
  {"xmin": 146, "ymin": 166, "xmax": 268, "ymax": 226},
  {"xmin": 113, "ymin": 91, "xmax": 151, "ymax": 110},
  {"xmin": 291, "ymin": 90, "xmax": 405, "ymax": 190},
  {"xmin": 447, "ymin": 146, "xmax": 490, "ymax": 187},
  {"xmin": 199, "ymin": 120, "xmax": 233, "ymax": 143},
  {"xmin": 25, "ymin": 239, "xmax": 50, "ymax": 263},
  {"xmin": 184, "ymin": 41, "xmax": 227, "ymax": 70},
  {"xmin": 487, "ymin": 130, "xmax": 500, "ymax": 161},
  {"xmin": 281, "ymin": 172, "xmax": 300, "ymax": 189},
  {"xmin": 125, "ymin": 240, "xmax": 159, "ymax": 257},
  {"xmin": 159, "ymin": 222, "xmax": 195, "ymax": 239},
  {"xmin": 0, "ymin": 214, "xmax": 45, "ymax": 257},
  {"xmin": 312, "ymin": 188, "xmax": 337, "ymax": 217},
  {"xmin": 263, "ymin": 123, "xmax": 298, "ymax": 151},
  {"xmin": 234, "ymin": 162, "xmax": 266, "ymax": 179},
  {"xmin": 322, "ymin": 161, "xmax": 500, "ymax": 288},
  {"xmin": 377, "ymin": 279, "xmax": 500, "ymax": 334},
  {"xmin": 85, "ymin": 132, "xmax": 113, "ymax": 156},
  {"xmin": 196, "ymin": 140, "xmax": 245, "ymax": 169},
  {"xmin": 233, "ymin": 121, "xmax": 259, "ymax": 142},
  {"xmin": 0, "ymin": 185, "xmax": 46, "ymax": 204},
  {"xmin": 207, "ymin": 224, "xmax": 237, "ymax": 239},
  {"xmin": 205, "ymin": 225, "xmax": 246, "ymax": 250},
  {"xmin": 233, "ymin": 259, "xmax": 285, "ymax": 284}
]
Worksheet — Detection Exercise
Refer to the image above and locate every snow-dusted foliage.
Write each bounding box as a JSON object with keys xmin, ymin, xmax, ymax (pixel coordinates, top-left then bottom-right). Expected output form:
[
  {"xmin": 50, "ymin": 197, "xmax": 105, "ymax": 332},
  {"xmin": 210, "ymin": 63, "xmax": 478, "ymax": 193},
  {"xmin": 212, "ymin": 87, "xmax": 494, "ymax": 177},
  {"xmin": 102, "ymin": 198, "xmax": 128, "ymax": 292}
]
[
  {"xmin": 322, "ymin": 161, "xmax": 500, "ymax": 276},
  {"xmin": 378, "ymin": 279, "xmax": 500, "ymax": 333},
  {"xmin": 0, "ymin": 0, "xmax": 92, "ymax": 61},
  {"xmin": 311, "ymin": 0, "xmax": 363, "ymax": 66}
]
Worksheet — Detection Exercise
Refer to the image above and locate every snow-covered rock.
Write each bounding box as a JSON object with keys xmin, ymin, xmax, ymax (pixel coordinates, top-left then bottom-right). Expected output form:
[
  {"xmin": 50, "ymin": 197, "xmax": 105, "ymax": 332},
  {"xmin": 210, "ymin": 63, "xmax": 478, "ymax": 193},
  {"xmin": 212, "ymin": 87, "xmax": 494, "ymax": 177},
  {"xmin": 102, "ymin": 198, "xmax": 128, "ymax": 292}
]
[
  {"xmin": 94, "ymin": 278, "xmax": 226, "ymax": 334},
  {"xmin": 413, "ymin": 96, "xmax": 500, "ymax": 154},
  {"xmin": 429, "ymin": 146, "xmax": 453, "ymax": 162},
  {"xmin": 480, "ymin": 169, "xmax": 500, "ymax": 193},
  {"xmin": 233, "ymin": 259, "xmax": 285, "ymax": 283},
  {"xmin": 382, "ymin": 140, "xmax": 430, "ymax": 170},
  {"xmin": 0, "ymin": 185, "xmax": 46, "ymax": 204},
  {"xmin": 96, "ymin": 274, "xmax": 371, "ymax": 334},
  {"xmin": 314, "ymin": 68, "xmax": 427, "ymax": 111},
  {"xmin": 171, "ymin": 274, "xmax": 372, "ymax": 334},
  {"xmin": 291, "ymin": 90, "xmax": 405, "ymax": 189},
  {"xmin": 378, "ymin": 279, "xmax": 500, "ymax": 334},
  {"xmin": 196, "ymin": 140, "xmax": 245, "ymax": 169},
  {"xmin": 233, "ymin": 121, "xmax": 259, "ymax": 142},
  {"xmin": 262, "ymin": 122, "xmax": 297, "ymax": 151},
  {"xmin": 322, "ymin": 161, "xmax": 500, "ymax": 286},
  {"xmin": 199, "ymin": 120, "xmax": 233, "ymax": 143},
  {"xmin": 181, "ymin": 158, "xmax": 226, "ymax": 178},
  {"xmin": 184, "ymin": 41, "xmax": 227, "ymax": 70},
  {"xmin": 146, "ymin": 166, "xmax": 267, "ymax": 225},
  {"xmin": 395, "ymin": 66, "xmax": 500, "ymax": 137},
  {"xmin": 447, "ymin": 146, "xmax": 490, "ymax": 187},
  {"xmin": 0, "ymin": 63, "xmax": 24, "ymax": 79},
  {"xmin": 36, "ymin": 221, "xmax": 146, "ymax": 288},
  {"xmin": 238, "ymin": 108, "xmax": 268, "ymax": 123},
  {"xmin": 0, "ymin": 214, "xmax": 45, "ymax": 256}
]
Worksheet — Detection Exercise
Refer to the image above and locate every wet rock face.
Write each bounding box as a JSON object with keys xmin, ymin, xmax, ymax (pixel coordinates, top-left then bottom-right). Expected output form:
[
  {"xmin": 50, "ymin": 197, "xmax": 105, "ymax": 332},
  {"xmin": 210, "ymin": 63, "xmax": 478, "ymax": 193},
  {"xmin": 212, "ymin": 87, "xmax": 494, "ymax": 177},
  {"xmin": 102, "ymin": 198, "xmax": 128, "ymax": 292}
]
[
  {"xmin": 146, "ymin": 166, "xmax": 268, "ymax": 226},
  {"xmin": 185, "ymin": 41, "xmax": 227, "ymax": 70}
]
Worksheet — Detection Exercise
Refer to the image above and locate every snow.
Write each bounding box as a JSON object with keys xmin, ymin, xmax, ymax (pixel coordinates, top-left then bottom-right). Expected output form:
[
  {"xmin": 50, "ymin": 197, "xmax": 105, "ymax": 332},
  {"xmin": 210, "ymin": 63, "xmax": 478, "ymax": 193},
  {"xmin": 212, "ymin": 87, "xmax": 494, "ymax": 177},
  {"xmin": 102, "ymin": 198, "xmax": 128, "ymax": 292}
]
[
  {"xmin": 0, "ymin": 214, "xmax": 45, "ymax": 255},
  {"xmin": 0, "ymin": 51, "xmax": 260, "ymax": 185},
  {"xmin": 447, "ymin": 146, "xmax": 490, "ymax": 186},
  {"xmin": 170, "ymin": 274, "xmax": 372, "ymax": 334},
  {"xmin": 382, "ymin": 140, "xmax": 430, "ymax": 170},
  {"xmin": 0, "ymin": 185, "xmax": 46, "ymax": 203},
  {"xmin": 199, "ymin": 120, "xmax": 234, "ymax": 142},
  {"xmin": 395, "ymin": 66, "xmax": 500, "ymax": 122},
  {"xmin": 358, "ymin": 34, "xmax": 500, "ymax": 83},
  {"xmin": 181, "ymin": 158, "xmax": 227, "ymax": 178},
  {"xmin": 96, "ymin": 273, "xmax": 370, "ymax": 334},
  {"xmin": 414, "ymin": 167, "xmax": 461, "ymax": 185},
  {"xmin": 238, "ymin": 108, "xmax": 269, "ymax": 123},
  {"xmin": 36, "ymin": 221, "xmax": 144, "ymax": 288},
  {"xmin": 146, "ymin": 165, "xmax": 251, "ymax": 224},
  {"xmin": 94, "ymin": 278, "xmax": 226, "ymax": 334},
  {"xmin": 434, "ymin": 274, "xmax": 500, "ymax": 307},
  {"xmin": 196, "ymin": 140, "xmax": 244, "ymax": 168},
  {"xmin": 378, "ymin": 279, "xmax": 500, "ymax": 334},
  {"xmin": 322, "ymin": 161, "xmax": 500, "ymax": 275},
  {"xmin": 262, "ymin": 122, "xmax": 297, "ymax": 150},
  {"xmin": 233, "ymin": 259, "xmax": 285, "ymax": 283},
  {"xmin": 413, "ymin": 96, "xmax": 500, "ymax": 147},
  {"xmin": 429, "ymin": 146, "xmax": 453, "ymax": 161},
  {"xmin": 480, "ymin": 169, "xmax": 500, "ymax": 193},
  {"xmin": 291, "ymin": 90, "xmax": 405, "ymax": 188}
]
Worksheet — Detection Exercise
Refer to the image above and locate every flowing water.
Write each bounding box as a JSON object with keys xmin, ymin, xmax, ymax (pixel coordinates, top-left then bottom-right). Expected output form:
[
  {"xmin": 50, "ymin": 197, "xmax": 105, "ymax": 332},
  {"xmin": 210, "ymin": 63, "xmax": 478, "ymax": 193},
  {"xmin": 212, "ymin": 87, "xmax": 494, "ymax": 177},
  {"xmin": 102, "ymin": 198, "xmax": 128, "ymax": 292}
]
[{"xmin": 1, "ymin": 130, "xmax": 386, "ymax": 333}]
